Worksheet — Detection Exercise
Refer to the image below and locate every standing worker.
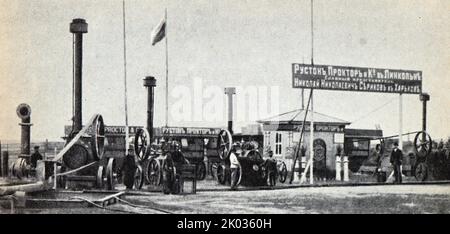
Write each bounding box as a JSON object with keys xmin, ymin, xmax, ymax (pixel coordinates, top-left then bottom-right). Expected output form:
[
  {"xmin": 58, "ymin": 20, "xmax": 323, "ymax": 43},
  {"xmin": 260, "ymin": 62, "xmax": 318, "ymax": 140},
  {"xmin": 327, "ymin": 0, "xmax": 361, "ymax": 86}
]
[
  {"xmin": 390, "ymin": 142, "xmax": 403, "ymax": 184},
  {"xmin": 230, "ymin": 143, "xmax": 241, "ymax": 190},
  {"xmin": 30, "ymin": 146, "xmax": 43, "ymax": 169},
  {"xmin": 263, "ymin": 150, "xmax": 277, "ymax": 187},
  {"xmin": 122, "ymin": 149, "xmax": 137, "ymax": 190}
]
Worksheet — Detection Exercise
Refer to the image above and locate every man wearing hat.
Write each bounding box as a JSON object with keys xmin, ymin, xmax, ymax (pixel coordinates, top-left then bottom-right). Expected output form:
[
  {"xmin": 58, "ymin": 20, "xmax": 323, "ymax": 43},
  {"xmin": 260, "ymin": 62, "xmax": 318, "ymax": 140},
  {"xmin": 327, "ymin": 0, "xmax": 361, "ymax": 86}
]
[
  {"xmin": 230, "ymin": 143, "xmax": 241, "ymax": 190},
  {"xmin": 390, "ymin": 142, "xmax": 403, "ymax": 183},
  {"xmin": 30, "ymin": 146, "xmax": 43, "ymax": 169}
]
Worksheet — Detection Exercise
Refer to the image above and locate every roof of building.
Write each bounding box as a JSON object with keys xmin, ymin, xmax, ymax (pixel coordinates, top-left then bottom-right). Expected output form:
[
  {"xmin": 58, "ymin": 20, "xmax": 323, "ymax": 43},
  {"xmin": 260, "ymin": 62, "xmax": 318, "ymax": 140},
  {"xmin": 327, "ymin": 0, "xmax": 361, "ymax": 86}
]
[
  {"xmin": 257, "ymin": 109, "xmax": 351, "ymax": 125},
  {"xmin": 344, "ymin": 128, "xmax": 383, "ymax": 139}
]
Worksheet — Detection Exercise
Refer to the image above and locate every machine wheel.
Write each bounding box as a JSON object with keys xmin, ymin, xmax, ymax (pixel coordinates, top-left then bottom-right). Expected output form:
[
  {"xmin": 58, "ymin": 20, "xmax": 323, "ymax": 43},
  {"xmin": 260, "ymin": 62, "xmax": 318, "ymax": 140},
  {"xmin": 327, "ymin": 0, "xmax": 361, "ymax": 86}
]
[
  {"xmin": 145, "ymin": 158, "xmax": 161, "ymax": 186},
  {"xmin": 217, "ymin": 129, "xmax": 233, "ymax": 160},
  {"xmin": 11, "ymin": 158, "xmax": 28, "ymax": 179},
  {"xmin": 196, "ymin": 162, "xmax": 207, "ymax": 180},
  {"xmin": 134, "ymin": 128, "xmax": 151, "ymax": 162},
  {"xmin": 96, "ymin": 165, "xmax": 104, "ymax": 189},
  {"xmin": 277, "ymin": 161, "xmax": 288, "ymax": 183},
  {"xmin": 91, "ymin": 114, "xmax": 106, "ymax": 161},
  {"xmin": 105, "ymin": 158, "xmax": 117, "ymax": 190},
  {"xmin": 414, "ymin": 131, "xmax": 432, "ymax": 158},
  {"xmin": 134, "ymin": 165, "xmax": 144, "ymax": 189},
  {"xmin": 415, "ymin": 162, "xmax": 428, "ymax": 181},
  {"xmin": 217, "ymin": 164, "xmax": 227, "ymax": 185}
]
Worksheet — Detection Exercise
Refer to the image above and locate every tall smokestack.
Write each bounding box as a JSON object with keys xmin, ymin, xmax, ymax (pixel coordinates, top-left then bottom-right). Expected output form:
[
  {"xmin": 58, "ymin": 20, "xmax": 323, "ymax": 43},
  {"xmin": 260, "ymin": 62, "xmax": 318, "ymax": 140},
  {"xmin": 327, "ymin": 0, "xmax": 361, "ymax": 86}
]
[
  {"xmin": 224, "ymin": 87, "xmax": 236, "ymax": 134},
  {"xmin": 144, "ymin": 76, "xmax": 156, "ymax": 142},
  {"xmin": 16, "ymin": 103, "xmax": 32, "ymax": 158},
  {"xmin": 70, "ymin": 18, "xmax": 88, "ymax": 132}
]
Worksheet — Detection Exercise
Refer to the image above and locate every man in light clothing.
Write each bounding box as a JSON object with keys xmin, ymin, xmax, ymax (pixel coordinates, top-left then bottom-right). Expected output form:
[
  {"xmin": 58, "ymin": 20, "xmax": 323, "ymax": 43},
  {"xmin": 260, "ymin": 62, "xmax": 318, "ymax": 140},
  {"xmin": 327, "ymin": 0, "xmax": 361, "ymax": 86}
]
[{"xmin": 230, "ymin": 143, "xmax": 241, "ymax": 190}]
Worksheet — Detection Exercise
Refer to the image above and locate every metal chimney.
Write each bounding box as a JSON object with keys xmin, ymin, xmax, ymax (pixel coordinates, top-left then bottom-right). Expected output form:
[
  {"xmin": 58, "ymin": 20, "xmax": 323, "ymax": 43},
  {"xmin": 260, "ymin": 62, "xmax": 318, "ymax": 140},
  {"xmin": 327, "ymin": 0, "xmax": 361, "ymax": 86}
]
[
  {"xmin": 70, "ymin": 18, "xmax": 88, "ymax": 132},
  {"xmin": 144, "ymin": 76, "xmax": 156, "ymax": 142},
  {"xmin": 224, "ymin": 87, "xmax": 236, "ymax": 134},
  {"xmin": 16, "ymin": 103, "xmax": 32, "ymax": 158}
]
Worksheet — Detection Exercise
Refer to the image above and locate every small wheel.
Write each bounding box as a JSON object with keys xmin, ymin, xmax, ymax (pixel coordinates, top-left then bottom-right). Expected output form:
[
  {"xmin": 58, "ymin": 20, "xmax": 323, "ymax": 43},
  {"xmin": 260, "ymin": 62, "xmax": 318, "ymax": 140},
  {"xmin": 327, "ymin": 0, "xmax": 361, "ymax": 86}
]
[
  {"xmin": 96, "ymin": 166, "xmax": 104, "ymax": 189},
  {"xmin": 278, "ymin": 161, "xmax": 288, "ymax": 183},
  {"xmin": 217, "ymin": 164, "xmax": 227, "ymax": 185},
  {"xmin": 134, "ymin": 128, "xmax": 151, "ymax": 162},
  {"xmin": 217, "ymin": 129, "xmax": 233, "ymax": 160},
  {"xmin": 134, "ymin": 165, "xmax": 144, "ymax": 189},
  {"xmin": 415, "ymin": 162, "xmax": 428, "ymax": 181},
  {"xmin": 105, "ymin": 158, "xmax": 117, "ymax": 190},
  {"xmin": 414, "ymin": 131, "xmax": 432, "ymax": 158},
  {"xmin": 91, "ymin": 114, "xmax": 106, "ymax": 160},
  {"xmin": 145, "ymin": 158, "xmax": 161, "ymax": 186},
  {"xmin": 196, "ymin": 162, "xmax": 207, "ymax": 180}
]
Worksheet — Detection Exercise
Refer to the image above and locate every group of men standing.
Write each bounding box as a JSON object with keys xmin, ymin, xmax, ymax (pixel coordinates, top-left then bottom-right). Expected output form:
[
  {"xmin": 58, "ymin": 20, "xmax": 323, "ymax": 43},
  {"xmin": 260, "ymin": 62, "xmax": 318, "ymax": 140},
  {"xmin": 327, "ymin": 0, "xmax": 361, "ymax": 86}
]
[
  {"xmin": 373, "ymin": 142, "xmax": 403, "ymax": 184},
  {"xmin": 228, "ymin": 143, "xmax": 278, "ymax": 190}
]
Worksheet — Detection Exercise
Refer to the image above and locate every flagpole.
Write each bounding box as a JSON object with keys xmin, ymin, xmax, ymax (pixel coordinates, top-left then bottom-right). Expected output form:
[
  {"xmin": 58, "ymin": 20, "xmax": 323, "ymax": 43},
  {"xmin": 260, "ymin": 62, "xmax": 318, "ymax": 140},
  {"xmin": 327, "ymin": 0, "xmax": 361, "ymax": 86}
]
[
  {"xmin": 164, "ymin": 8, "xmax": 169, "ymax": 127},
  {"xmin": 122, "ymin": 0, "xmax": 130, "ymax": 154}
]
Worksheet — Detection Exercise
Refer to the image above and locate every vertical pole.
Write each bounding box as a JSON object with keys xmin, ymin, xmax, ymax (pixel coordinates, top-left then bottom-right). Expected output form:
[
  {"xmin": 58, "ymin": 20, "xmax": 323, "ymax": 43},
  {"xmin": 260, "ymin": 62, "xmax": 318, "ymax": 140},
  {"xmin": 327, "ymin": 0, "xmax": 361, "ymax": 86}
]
[
  {"xmin": 301, "ymin": 89, "xmax": 305, "ymax": 109},
  {"xmin": 399, "ymin": 93, "xmax": 403, "ymax": 150},
  {"xmin": 309, "ymin": 89, "xmax": 314, "ymax": 184},
  {"xmin": 165, "ymin": 8, "xmax": 169, "ymax": 127},
  {"xmin": 122, "ymin": 0, "xmax": 130, "ymax": 154},
  {"xmin": 53, "ymin": 161, "xmax": 57, "ymax": 190}
]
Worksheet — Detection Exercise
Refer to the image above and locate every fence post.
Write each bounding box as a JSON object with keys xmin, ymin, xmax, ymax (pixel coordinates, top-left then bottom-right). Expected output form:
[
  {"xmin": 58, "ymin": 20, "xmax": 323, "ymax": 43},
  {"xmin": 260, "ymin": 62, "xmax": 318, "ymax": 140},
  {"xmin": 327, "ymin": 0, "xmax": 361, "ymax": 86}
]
[
  {"xmin": 343, "ymin": 155, "xmax": 349, "ymax": 181},
  {"xmin": 1, "ymin": 151, "xmax": 9, "ymax": 177},
  {"xmin": 335, "ymin": 155, "xmax": 341, "ymax": 181}
]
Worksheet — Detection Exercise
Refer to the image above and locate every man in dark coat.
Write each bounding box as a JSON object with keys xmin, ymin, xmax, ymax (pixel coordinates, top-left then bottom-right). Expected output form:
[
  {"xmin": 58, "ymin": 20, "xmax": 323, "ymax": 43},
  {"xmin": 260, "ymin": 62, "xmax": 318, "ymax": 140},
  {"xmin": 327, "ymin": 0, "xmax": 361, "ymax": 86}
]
[
  {"xmin": 263, "ymin": 150, "xmax": 277, "ymax": 186},
  {"xmin": 122, "ymin": 152, "xmax": 137, "ymax": 190},
  {"xmin": 30, "ymin": 146, "xmax": 43, "ymax": 168},
  {"xmin": 390, "ymin": 142, "xmax": 403, "ymax": 183}
]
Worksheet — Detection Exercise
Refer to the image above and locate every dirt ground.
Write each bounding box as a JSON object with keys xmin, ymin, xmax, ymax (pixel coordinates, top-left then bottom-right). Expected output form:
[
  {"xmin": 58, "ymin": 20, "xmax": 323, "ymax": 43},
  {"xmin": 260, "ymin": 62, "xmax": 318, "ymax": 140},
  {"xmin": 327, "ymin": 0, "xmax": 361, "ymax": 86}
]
[{"xmin": 4, "ymin": 182, "xmax": 449, "ymax": 214}]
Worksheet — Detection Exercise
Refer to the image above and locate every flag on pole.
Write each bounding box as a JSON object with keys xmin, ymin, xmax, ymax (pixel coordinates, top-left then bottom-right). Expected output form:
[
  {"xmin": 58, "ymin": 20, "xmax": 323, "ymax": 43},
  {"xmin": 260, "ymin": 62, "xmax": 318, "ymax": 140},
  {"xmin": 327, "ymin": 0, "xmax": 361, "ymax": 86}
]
[{"xmin": 150, "ymin": 16, "xmax": 166, "ymax": 46}]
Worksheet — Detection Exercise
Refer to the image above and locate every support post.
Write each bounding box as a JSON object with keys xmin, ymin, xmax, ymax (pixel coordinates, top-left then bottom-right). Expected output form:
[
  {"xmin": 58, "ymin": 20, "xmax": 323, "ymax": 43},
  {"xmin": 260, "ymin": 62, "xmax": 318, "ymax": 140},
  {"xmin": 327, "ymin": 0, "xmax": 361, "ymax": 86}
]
[
  {"xmin": 399, "ymin": 93, "xmax": 403, "ymax": 150},
  {"xmin": 309, "ymin": 89, "xmax": 314, "ymax": 184},
  {"xmin": 1, "ymin": 151, "xmax": 8, "ymax": 177},
  {"xmin": 343, "ymin": 155, "xmax": 349, "ymax": 181},
  {"xmin": 335, "ymin": 155, "xmax": 341, "ymax": 181}
]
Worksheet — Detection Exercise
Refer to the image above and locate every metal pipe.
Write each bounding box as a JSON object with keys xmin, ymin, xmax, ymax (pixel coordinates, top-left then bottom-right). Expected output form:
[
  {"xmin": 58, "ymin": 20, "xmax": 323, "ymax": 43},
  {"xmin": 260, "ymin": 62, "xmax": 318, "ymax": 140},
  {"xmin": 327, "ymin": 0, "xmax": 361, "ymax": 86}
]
[
  {"xmin": 70, "ymin": 19, "xmax": 88, "ymax": 132},
  {"xmin": 20, "ymin": 117, "xmax": 31, "ymax": 157},
  {"xmin": 144, "ymin": 76, "xmax": 156, "ymax": 142}
]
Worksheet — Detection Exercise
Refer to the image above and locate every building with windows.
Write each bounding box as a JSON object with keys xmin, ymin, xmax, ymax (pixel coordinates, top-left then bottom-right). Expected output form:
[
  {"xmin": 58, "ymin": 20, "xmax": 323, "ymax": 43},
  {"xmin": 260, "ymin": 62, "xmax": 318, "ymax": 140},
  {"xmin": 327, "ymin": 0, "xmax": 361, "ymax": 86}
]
[{"xmin": 258, "ymin": 109, "xmax": 385, "ymax": 179}]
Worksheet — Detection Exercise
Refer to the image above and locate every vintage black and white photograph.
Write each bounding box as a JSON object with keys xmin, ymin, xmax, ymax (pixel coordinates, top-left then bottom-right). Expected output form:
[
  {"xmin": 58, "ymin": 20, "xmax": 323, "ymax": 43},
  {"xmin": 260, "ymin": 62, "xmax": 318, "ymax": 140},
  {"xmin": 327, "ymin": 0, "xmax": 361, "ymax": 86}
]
[{"xmin": 0, "ymin": 0, "xmax": 449, "ymax": 216}]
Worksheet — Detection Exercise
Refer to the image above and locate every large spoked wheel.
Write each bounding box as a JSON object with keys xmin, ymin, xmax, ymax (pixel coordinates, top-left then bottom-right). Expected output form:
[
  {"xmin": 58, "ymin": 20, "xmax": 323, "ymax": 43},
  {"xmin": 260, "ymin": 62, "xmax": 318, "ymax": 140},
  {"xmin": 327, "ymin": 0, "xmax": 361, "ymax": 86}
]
[
  {"xmin": 134, "ymin": 165, "xmax": 144, "ymax": 189},
  {"xmin": 91, "ymin": 114, "xmax": 106, "ymax": 161},
  {"xmin": 217, "ymin": 164, "xmax": 227, "ymax": 185},
  {"xmin": 105, "ymin": 158, "xmax": 117, "ymax": 190},
  {"xmin": 277, "ymin": 161, "xmax": 288, "ymax": 183},
  {"xmin": 145, "ymin": 158, "xmax": 161, "ymax": 186},
  {"xmin": 414, "ymin": 131, "xmax": 432, "ymax": 158},
  {"xmin": 217, "ymin": 129, "xmax": 233, "ymax": 160},
  {"xmin": 415, "ymin": 162, "xmax": 428, "ymax": 181},
  {"xmin": 196, "ymin": 162, "xmax": 207, "ymax": 180},
  {"xmin": 134, "ymin": 128, "xmax": 151, "ymax": 162}
]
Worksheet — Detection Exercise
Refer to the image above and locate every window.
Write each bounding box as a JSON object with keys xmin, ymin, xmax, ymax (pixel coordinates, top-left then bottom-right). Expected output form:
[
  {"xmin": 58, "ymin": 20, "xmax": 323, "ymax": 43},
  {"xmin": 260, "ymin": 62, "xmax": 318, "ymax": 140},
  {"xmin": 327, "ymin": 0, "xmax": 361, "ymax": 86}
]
[{"xmin": 275, "ymin": 132, "xmax": 282, "ymax": 156}]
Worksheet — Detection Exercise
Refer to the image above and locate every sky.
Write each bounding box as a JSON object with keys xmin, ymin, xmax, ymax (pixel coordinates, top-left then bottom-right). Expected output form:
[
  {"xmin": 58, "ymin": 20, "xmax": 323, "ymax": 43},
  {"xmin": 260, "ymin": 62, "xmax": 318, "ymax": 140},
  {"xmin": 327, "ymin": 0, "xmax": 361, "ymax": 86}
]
[{"xmin": 0, "ymin": 0, "xmax": 449, "ymax": 142}]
